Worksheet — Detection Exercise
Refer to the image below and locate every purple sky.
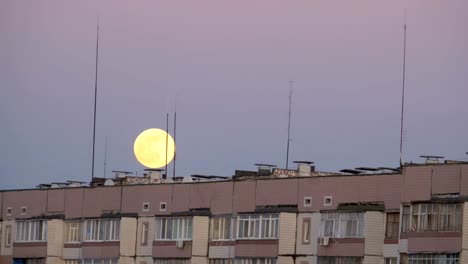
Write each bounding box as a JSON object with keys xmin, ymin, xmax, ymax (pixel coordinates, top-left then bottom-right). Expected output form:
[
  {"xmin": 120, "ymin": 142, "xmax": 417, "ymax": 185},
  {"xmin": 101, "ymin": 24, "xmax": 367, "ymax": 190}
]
[{"xmin": 2, "ymin": 1, "xmax": 467, "ymax": 189}]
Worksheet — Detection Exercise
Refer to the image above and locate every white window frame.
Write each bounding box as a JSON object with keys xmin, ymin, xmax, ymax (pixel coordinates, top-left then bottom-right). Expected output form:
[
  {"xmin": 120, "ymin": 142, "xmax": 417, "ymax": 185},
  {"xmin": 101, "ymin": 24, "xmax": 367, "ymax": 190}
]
[
  {"xmin": 408, "ymin": 203, "xmax": 462, "ymax": 232},
  {"xmin": 16, "ymin": 220, "xmax": 47, "ymax": 242},
  {"xmin": 155, "ymin": 217, "xmax": 193, "ymax": 241},
  {"xmin": 141, "ymin": 221, "xmax": 149, "ymax": 245},
  {"xmin": 233, "ymin": 258, "xmax": 277, "ymax": 264},
  {"xmin": 84, "ymin": 219, "xmax": 120, "ymax": 242},
  {"xmin": 320, "ymin": 212, "xmax": 364, "ymax": 238},
  {"xmin": 210, "ymin": 217, "xmax": 234, "ymax": 241},
  {"xmin": 304, "ymin": 197, "xmax": 312, "ymax": 207},
  {"xmin": 237, "ymin": 214, "xmax": 279, "ymax": 240},
  {"xmin": 6, "ymin": 207, "xmax": 12, "ymax": 216},
  {"xmin": 65, "ymin": 221, "xmax": 81, "ymax": 243},
  {"xmin": 82, "ymin": 259, "xmax": 119, "ymax": 264},
  {"xmin": 324, "ymin": 196, "xmax": 332, "ymax": 207},
  {"xmin": 5, "ymin": 224, "xmax": 12, "ymax": 247}
]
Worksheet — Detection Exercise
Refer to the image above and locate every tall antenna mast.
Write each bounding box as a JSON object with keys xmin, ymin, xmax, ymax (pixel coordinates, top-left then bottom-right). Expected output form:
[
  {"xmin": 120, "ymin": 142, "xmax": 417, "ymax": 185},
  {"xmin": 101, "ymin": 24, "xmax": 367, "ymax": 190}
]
[
  {"xmin": 91, "ymin": 17, "xmax": 100, "ymax": 180},
  {"xmin": 172, "ymin": 103, "xmax": 177, "ymax": 179},
  {"xmin": 399, "ymin": 12, "xmax": 407, "ymax": 167},
  {"xmin": 103, "ymin": 136, "xmax": 108, "ymax": 178},
  {"xmin": 165, "ymin": 113, "xmax": 169, "ymax": 178},
  {"xmin": 285, "ymin": 80, "xmax": 294, "ymax": 169}
]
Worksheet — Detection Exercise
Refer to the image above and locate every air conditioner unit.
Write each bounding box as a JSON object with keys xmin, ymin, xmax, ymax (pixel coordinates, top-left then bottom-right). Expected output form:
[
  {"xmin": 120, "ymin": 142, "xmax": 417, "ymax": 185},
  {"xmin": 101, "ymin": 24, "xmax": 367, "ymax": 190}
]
[
  {"xmin": 176, "ymin": 240, "xmax": 184, "ymax": 248},
  {"xmin": 319, "ymin": 236, "xmax": 330, "ymax": 246}
]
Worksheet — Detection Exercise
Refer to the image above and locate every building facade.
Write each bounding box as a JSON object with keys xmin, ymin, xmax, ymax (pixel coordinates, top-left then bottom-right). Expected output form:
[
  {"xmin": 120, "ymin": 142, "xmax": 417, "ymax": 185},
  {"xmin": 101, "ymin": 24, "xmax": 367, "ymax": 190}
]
[{"xmin": 1, "ymin": 162, "xmax": 468, "ymax": 264}]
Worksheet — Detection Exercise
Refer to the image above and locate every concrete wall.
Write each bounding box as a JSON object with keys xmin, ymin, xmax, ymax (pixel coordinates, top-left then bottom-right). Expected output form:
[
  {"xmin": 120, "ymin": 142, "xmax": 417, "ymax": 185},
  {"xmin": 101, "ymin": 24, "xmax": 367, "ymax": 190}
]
[
  {"xmin": 136, "ymin": 217, "xmax": 156, "ymax": 257},
  {"xmin": 2, "ymin": 190, "xmax": 47, "ymax": 220},
  {"xmin": 295, "ymin": 213, "xmax": 320, "ymax": 256},
  {"xmin": 192, "ymin": 216, "xmax": 209, "ymax": 257},
  {"xmin": 278, "ymin": 213, "xmax": 296, "ymax": 255},
  {"xmin": 0, "ymin": 221, "xmax": 14, "ymax": 256},
  {"xmin": 47, "ymin": 219, "xmax": 64, "ymax": 258},
  {"xmin": 364, "ymin": 212, "xmax": 384, "ymax": 263},
  {"xmin": 120, "ymin": 217, "xmax": 137, "ymax": 257}
]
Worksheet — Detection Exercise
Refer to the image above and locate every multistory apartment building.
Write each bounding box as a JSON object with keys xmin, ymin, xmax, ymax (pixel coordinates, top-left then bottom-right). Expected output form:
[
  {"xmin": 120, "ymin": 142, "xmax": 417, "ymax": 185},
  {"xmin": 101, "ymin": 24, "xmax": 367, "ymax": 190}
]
[{"xmin": 1, "ymin": 160, "xmax": 467, "ymax": 264}]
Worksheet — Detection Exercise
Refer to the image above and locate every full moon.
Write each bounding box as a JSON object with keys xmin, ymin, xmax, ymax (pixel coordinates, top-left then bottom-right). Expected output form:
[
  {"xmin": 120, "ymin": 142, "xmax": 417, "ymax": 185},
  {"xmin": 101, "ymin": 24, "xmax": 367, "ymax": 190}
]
[{"xmin": 134, "ymin": 128, "xmax": 175, "ymax": 168}]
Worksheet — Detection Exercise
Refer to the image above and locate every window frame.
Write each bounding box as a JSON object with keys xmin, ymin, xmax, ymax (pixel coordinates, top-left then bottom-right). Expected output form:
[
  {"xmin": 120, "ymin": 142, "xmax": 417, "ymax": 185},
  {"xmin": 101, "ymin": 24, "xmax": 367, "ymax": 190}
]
[
  {"xmin": 155, "ymin": 217, "xmax": 193, "ymax": 241},
  {"xmin": 84, "ymin": 219, "xmax": 120, "ymax": 242},
  {"xmin": 236, "ymin": 214, "xmax": 279, "ymax": 240},
  {"xmin": 65, "ymin": 221, "xmax": 81, "ymax": 243},
  {"xmin": 210, "ymin": 216, "xmax": 234, "ymax": 241},
  {"xmin": 385, "ymin": 212, "xmax": 400, "ymax": 239},
  {"xmin": 15, "ymin": 220, "xmax": 48, "ymax": 242},
  {"xmin": 141, "ymin": 221, "xmax": 149, "ymax": 245},
  {"xmin": 302, "ymin": 217, "xmax": 311, "ymax": 244},
  {"xmin": 320, "ymin": 212, "xmax": 364, "ymax": 238}
]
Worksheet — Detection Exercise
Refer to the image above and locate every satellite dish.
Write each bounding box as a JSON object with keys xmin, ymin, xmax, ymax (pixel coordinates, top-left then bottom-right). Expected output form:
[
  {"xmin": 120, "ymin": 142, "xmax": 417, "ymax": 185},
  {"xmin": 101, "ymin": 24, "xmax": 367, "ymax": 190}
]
[
  {"xmin": 182, "ymin": 176, "xmax": 193, "ymax": 183},
  {"xmin": 104, "ymin": 179, "xmax": 115, "ymax": 186}
]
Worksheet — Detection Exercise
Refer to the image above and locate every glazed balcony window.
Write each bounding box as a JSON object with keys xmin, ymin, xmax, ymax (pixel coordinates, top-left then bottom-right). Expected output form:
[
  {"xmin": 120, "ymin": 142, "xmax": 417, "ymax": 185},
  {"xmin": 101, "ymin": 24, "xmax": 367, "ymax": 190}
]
[
  {"xmin": 237, "ymin": 214, "xmax": 279, "ymax": 239},
  {"xmin": 65, "ymin": 221, "xmax": 81, "ymax": 243},
  {"xmin": 402, "ymin": 203, "xmax": 462, "ymax": 233},
  {"xmin": 155, "ymin": 217, "xmax": 193, "ymax": 241},
  {"xmin": 408, "ymin": 253, "xmax": 459, "ymax": 264},
  {"xmin": 16, "ymin": 220, "xmax": 47, "ymax": 242},
  {"xmin": 84, "ymin": 219, "xmax": 120, "ymax": 241},
  {"xmin": 320, "ymin": 212, "xmax": 364, "ymax": 238},
  {"xmin": 210, "ymin": 217, "xmax": 234, "ymax": 241},
  {"xmin": 82, "ymin": 259, "xmax": 118, "ymax": 264},
  {"xmin": 234, "ymin": 258, "xmax": 276, "ymax": 264},
  {"xmin": 154, "ymin": 258, "xmax": 190, "ymax": 264}
]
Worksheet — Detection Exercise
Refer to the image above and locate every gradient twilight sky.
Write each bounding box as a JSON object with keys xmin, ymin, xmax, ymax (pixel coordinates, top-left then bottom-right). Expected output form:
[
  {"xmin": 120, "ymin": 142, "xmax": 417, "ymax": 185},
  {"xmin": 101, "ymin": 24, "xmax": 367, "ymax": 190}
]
[{"xmin": 1, "ymin": 1, "xmax": 467, "ymax": 189}]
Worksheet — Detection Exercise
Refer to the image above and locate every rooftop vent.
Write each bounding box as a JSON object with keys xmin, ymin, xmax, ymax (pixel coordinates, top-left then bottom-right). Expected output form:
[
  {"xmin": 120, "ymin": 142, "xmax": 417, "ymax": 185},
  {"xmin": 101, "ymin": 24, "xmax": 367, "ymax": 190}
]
[
  {"xmin": 112, "ymin": 170, "xmax": 133, "ymax": 179},
  {"xmin": 254, "ymin": 164, "xmax": 277, "ymax": 176},
  {"xmin": 293, "ymin": 161, "xmax": 315, "ymax": 176},
  {"xmin": 420, "ymin": 155, "xmax": 444, "ymax": 164},
  {"xmin": 144, "ymin": 168, "xmax": 164, "ymax": 181}
]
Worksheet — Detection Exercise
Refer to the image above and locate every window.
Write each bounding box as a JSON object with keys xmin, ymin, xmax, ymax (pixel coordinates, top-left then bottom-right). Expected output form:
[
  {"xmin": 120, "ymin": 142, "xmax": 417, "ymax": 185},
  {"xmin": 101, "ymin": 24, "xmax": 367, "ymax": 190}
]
[
  {"xmin": 320, "ymin": 212, "xmax": 364, "ymax": 238},
  {"xmin": 324, "ymin": 196, "xmax": 332, "ymax": 207},
  {"xmin": 65, "ymin": 222, "xmax": 81, "ymax": 243},
  {"xmin": 233, "ymin": 259, "xmax": 276, "ymax": 264},
  {"xmin": 16, "ymin": 220, "xmax": 47, "ymax": 242},
  {"xmin": 237, "ymin": 214, "xmax": 279, "ymax": 239},
  {"xmin": 7, "ymin": 207, "xmax": 12, "ymax": 216},
  {"xmin": 210, "ymin": 217, "xmax": 233, "ymax": 241},
  {"xmin": 160, "ymin": 202, "xmax": 167, "ymax": 212},
  {"xmin": 155, "ymin": 218, "xmax": 192, "ymax": 240},
  {"xmin": 21, "ymin": 206, "xmax": 27, "ymax": 215},
  {"xmin": 385, "ymin": 213, "xmax": 399, "ymax": 239},
  {"xmin": 154, "ymin": 259, "xmax": 190, "ymax": 264},
  {"xmin": 65, "ymin": 261, "xmax": 80, "ymax": 264},
  {"xmin": 143, "ymin": 203, "xmax": 150, "ymax": 212},
  {"xmin": 25, "ymin": 260, "xmax": 45, "ymax": 264},
  {"xmin": 302, "ymin": 218, "xmax": 311, "ymax": 244},
  {"xmin": 210, "ymin": 259, "xmax": 232, "ymax": 264},
  {"xmin": 82, "ymin": 259, "xmax": 118, "ymax": 264},
  {"xmin": 141, "ymin": 222, "xmax": 149, "ymax": 245},
  {"xmin": 5, "ymin": 224, "xmax": 11, "ymax": 247},
  {"xmin": 317, "ymin": 257, "xmax": 362, "ymax": 264},
  {"xmin": 84, "ymin": 219, "xmax": 120, "ymax": 241},
  {"xmin": 304, "ymin": 197, "xmax": 312, "ymax": 207},
  {"xmin": 407, "ymin": 203, "xmax": 462, "ymax": 232},
  {"xmin": 408, "ymin": 253, "xmax": 459, "ymax": 264},
  {"xmin": 401, "ymin": 205, "xmax": 410, "ymax": 233},
  {"xmin": 384, "ymin": 258, "xmax": 397, "ymax": 264}
]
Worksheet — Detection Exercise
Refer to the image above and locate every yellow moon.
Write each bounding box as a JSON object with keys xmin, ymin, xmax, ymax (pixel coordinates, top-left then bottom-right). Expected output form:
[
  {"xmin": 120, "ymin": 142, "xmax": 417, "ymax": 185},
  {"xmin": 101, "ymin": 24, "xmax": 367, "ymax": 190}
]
[{"xmin": 134, "ymin": 128, "xmax": 175, "ymax": 168}]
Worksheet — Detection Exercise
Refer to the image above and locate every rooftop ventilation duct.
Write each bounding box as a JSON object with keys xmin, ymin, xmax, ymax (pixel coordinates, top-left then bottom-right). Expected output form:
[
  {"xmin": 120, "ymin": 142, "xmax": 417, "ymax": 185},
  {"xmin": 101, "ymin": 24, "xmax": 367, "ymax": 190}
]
[{"xmin": 293, "ymin": 161, "xmax": 315, "ymax": 176}]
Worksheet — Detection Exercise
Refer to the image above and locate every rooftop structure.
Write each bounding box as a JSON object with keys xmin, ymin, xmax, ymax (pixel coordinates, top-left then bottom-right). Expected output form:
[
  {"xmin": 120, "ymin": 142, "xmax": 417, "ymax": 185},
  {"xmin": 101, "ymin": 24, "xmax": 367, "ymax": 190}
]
[{"xmin": 1, "ymin": 158, "xmax": 468, "ymax": 264}]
